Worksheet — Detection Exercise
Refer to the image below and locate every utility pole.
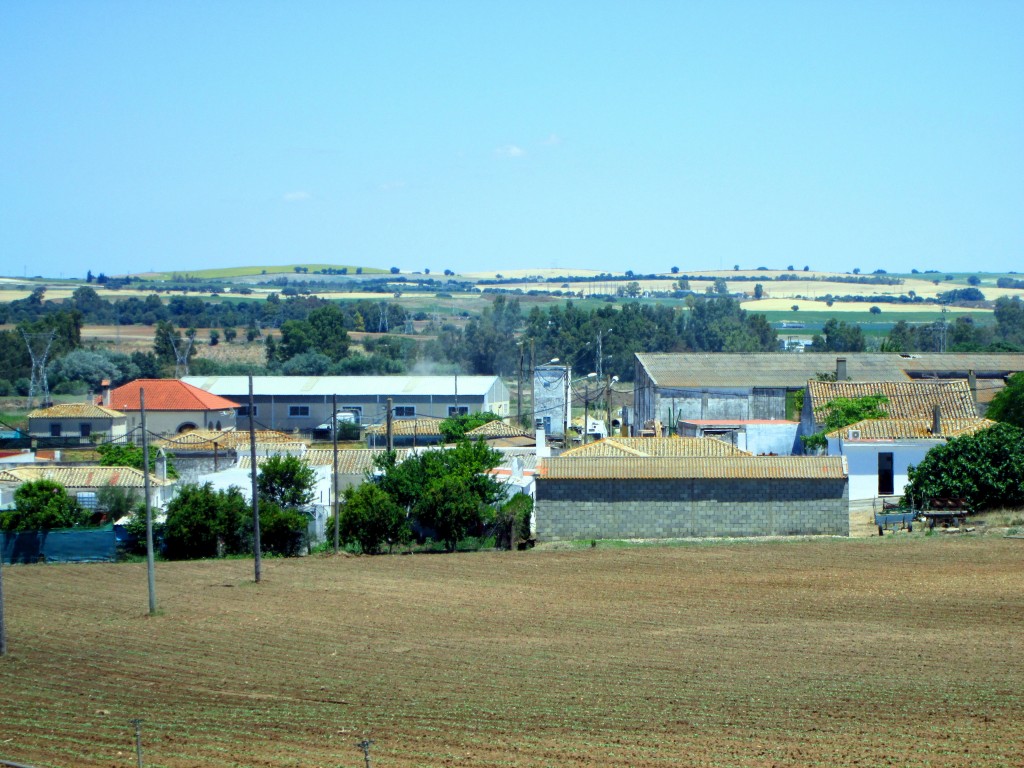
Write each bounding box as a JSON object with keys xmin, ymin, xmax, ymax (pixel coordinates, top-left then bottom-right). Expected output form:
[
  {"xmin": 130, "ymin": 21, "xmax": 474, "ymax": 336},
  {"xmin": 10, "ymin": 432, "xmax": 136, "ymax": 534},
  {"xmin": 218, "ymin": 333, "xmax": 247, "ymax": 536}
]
[
  {"xmin": 517, "ymin": 342, "xmax": 524, "ymax": 427},
  {"xmin": 583, "ymin": 381, "xmax": 591, "ymax": 445},
  {"xmin": 140, "ymin": 389, "xmax": 157, "ymax": 615},
  {"xmin": 332, "ymin": 393, "xmax": 340, "ymax": 555},
  {"xmin": 248, "ymin": 376, "xmax": 262, "ymax": 583},
  {"xmin": 606, "ymin": 375, "xmax": 613, "ymax": 437},
  {"xmin": 0, "ymin": 527, "xmax": 7, "ymax": 656},
  {"xmin": 563, "ymin": 365, "xmax": 570, "ymax": 444},
  {"xmin": 385, "ymin": 397, "xmax": 394, "ymax": 452}
]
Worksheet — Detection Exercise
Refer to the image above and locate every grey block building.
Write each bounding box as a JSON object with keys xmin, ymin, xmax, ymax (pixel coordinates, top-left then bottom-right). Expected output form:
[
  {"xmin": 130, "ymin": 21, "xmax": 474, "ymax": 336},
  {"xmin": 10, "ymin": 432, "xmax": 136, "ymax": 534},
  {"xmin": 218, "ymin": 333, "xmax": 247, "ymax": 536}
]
[{"xmin": 535, "ymin": 455, "xmax": 849, "ymax": 540}]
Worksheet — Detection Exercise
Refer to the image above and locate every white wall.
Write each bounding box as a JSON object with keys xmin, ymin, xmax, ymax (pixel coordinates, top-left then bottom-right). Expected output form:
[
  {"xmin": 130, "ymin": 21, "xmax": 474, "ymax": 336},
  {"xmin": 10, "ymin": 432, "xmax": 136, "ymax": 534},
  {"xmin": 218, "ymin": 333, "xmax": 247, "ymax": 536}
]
[{"xmin": 828, "ymin": 438, "xmax": 937, "ymax": 501}]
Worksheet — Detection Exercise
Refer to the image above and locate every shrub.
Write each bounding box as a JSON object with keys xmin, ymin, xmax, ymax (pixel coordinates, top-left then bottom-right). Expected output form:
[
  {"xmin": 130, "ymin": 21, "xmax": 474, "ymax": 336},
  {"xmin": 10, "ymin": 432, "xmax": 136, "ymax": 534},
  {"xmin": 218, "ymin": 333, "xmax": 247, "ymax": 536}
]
[
  {"xmin": 332, "ymin": 483, "xmax": 410, "ymax": 554},
  {"xmin": 1, "ymin": 479, "xmax": 87, "ymax": 531}
]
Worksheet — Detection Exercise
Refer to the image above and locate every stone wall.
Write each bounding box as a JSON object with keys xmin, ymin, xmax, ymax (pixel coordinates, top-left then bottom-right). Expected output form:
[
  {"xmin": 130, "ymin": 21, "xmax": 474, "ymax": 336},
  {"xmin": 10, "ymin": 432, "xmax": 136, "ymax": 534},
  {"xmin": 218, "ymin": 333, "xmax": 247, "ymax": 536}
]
[{"xmin": 536, "ymin": 477, "xmax": 849, "ymax": 540}]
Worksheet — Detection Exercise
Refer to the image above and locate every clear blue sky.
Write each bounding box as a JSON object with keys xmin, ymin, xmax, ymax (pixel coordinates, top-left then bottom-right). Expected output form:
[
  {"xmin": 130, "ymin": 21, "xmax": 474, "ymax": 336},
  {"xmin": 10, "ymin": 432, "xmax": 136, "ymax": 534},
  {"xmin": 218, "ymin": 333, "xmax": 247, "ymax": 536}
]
[{"xmin": 2, "ymin": 1, "xmax": 1022, "ymax": 278}]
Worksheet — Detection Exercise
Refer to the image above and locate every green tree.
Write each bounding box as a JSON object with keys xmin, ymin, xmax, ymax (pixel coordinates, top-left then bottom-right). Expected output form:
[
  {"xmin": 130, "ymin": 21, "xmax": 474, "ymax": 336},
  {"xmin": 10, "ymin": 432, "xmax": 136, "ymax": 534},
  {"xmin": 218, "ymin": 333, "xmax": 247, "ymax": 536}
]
[
  {"xmin": 439, "ymin": 411, "xmax": 502, "ymax": 443},
  {"xmin": 96, "ymin": 484, "xmax": 140, "ymax": 523},
  {"xmin": 256, "ymin": 501, "xmax": 309, "ymax": 556},
  {"xmin": 753, "ymin": 283, "xmax": 764, "ymax": 299},
  {"xmin": 257, "ymin": 454, "xmax": 316, "ymax": 510},
  {"xmin": 986, "ymin": 372, "xmax": 1024, "ymax": 428},
  {"xmin": 334, "ymin": 483, "xmax": 410, "ymax": 554},
  {"xmin": 163, "ymin": 483, "xmax": 249, "ymax": 559},
  {"xmin": 904, "ymin": 424, "xmax": 1024, "ymax": 511},
  {"xmin": 1, "ymin": 480, "xmax": 87, "ymax": 531},
  {"xmin": 493, "ymin": 493, "xmax": 533, "ymax": 550},
  {"xmin": 96, "ymin": 443, "xmax": 178, "ymax": 478}
]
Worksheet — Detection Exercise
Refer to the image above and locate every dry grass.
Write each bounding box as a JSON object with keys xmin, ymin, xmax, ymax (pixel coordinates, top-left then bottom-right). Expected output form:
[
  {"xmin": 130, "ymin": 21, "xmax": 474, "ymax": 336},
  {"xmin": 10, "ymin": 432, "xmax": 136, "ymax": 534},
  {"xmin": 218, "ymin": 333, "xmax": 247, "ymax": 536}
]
[{"xmin": 1, "ymin": 538, "xmax": 1022, "ymax": 767}]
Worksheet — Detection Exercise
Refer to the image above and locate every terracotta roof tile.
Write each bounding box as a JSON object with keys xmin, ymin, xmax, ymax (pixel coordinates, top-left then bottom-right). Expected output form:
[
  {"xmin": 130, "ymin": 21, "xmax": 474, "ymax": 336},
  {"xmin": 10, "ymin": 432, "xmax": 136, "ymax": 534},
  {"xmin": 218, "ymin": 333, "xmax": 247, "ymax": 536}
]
[
  {"xmin": 465, "ymin": 420, "xmax": 532, "ymax": 438},
  {"xmin": 0, "ymin": 465, "xmax": 173, "ymax": 488},
  {"xmin": 154, "ymin": 429, "xmax": 300, "ymax": 452},
  {"xmin": 239, "ymin": 448, "xmax": 412, "ymax": 470},
  {"xmin": 365, "ymin": 417, "xmax": 445, "ymax": 436},
  {"xmin": 826, "ymin": 417, "xmax": 997, "ymax": 440},
  {"xmin": 562, "ymin": 436, "xmax": 751, "ymax": 458},
  {"xmin": 807, "ymin": 379, "xmax": 978, "ymax": 421},
  {"xmin": 539, "ymin": 455, "xmax": 847, "ymax": 481},
  {"xmin": 28, "ymin": 403, "xmax": 125, "ymax": 419},
  {"xmin": 108, "ymin": 379, "xmax": 240, "ymax": 412}
]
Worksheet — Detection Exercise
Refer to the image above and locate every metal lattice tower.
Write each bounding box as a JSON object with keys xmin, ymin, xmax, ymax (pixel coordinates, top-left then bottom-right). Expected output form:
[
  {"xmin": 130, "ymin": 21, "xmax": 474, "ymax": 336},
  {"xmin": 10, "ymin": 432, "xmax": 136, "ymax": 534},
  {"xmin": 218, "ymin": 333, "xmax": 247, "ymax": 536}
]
[
  {"xmin": 378, "ymin": 302, "xmax": 389, "ymax": 333},
  {"xmin": 20, "ymin": 329, "xmax": 56, "ymax": 409}
]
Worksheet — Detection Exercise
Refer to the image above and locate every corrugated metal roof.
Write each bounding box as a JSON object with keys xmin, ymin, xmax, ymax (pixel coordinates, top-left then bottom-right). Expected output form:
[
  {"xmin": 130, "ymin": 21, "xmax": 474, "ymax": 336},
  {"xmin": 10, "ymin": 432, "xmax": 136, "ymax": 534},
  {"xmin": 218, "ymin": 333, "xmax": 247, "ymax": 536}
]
[
  {"xmin": 27, "ymin": 403, "xmax": 125, "ymax": 419},
  {"xmin": 807, "ymin": 379, "xmax": 977, "ymax": 421},
  {"xmin": 0, "ymin": 465, "xmax": 173, "ymax": 488},
  {"xmin": 109, "ymin": 379, "xmax": 240, "ymax": 412},
  {"xmin": 539, "ymin": 455, "xmax": 847, "ymax": 480},
  {"xmin": 561, "ymin": 436, "xmax": 752, "ymax": 458},
  {"xmin": 182, "ymin": 375, "xmax": 503, "ymax": 398},
  {"xmin": 636, "ymin": 353, "xmax": 1024, "ymax": 388},
  {"xmin": 826, "ymin": 417, "xmax": 997, "ymax": 440}
]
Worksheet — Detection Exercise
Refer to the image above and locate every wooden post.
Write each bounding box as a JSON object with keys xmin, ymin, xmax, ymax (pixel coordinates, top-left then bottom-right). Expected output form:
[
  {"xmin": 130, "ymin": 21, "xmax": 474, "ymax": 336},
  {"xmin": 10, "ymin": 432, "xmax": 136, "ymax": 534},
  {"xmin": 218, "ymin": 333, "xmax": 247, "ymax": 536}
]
[
  {"xmin": 249, "ymin": 376, "xmax": 262, "ymax": 583},
  {"xmin": 332, "ymin": 393, "xmax": 340, "ymax": 555},
  {"xmin": 140, "ymin": 389, "xmax": 157, "ymax": 615},
  {"xmin": 385, "ymin": 397, "xmax": 394, "ymax": 452}
]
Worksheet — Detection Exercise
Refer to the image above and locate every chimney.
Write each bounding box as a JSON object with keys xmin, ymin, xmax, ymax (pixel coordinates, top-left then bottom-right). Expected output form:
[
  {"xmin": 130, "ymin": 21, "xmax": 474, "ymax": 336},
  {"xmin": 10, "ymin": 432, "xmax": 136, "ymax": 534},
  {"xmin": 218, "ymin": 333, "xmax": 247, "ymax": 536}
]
[
  {"xmin": 968, "ymin": 370, "xmax": 977, "ymax": 404},
  {"xmin": 101, "ymin": 379, "xmax": 111, "ymax": 407},
  {"xmin": 836, "ymin": 357, "xmax": 847, "ymax": 381},
  {"xmin": 932, "ymin": 404, "xmax": 942, "ymax": 436}
]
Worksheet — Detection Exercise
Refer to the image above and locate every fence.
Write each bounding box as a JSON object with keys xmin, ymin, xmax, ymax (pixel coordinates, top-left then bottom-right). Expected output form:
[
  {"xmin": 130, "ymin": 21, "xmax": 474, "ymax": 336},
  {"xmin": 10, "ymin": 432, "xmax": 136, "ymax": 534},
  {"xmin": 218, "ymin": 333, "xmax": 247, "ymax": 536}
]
[{"xmin": 1, "ymin": 525, "xmax": 118, "ymax": 564}]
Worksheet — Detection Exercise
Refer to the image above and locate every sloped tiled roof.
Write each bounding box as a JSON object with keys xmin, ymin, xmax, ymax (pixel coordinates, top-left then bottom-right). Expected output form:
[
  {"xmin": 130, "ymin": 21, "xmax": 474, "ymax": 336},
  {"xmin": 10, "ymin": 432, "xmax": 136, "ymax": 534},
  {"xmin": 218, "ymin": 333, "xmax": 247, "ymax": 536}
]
[
  {"xmin": 636, "ymin": 353, "xmax": 1024, "ymax": 388},
  {"xmin": 807, "ymin": 379, "xmax": 978, "ymax": 422},
  {"xmin": 561, "ymin": 436, "xmax": 752, "ymax": 458},
  {"xmin": 539, "ymin": 455, "xmax": 847, "ymax": 481},
  {"xmin": 826, "ymin": 417, "xmax": 997, "ymax": 440},
  {"xmin": 465, "ymin": 420, "xmax": 532, "ymax": 439},
  {"xmin": 28, "ymin": 403, "xmax": 125, "ymax": 420},
  {"xmin": 108, "ymin": 379, "xmax": 240, "ymax": 412},
  {"xmin": 0, "ymin": 465, "xmax": 173, "ymax": 488},
  {"xmin": 365, "ymin": 417, "xmax": 445, "ymax": 436},
  {"xmin": 154, "ymin": 429, "xmax": 301, "ymax": 452},
  {"xmin": 238, "ymin": 448, "xmax": 413, "ymax": 470}
]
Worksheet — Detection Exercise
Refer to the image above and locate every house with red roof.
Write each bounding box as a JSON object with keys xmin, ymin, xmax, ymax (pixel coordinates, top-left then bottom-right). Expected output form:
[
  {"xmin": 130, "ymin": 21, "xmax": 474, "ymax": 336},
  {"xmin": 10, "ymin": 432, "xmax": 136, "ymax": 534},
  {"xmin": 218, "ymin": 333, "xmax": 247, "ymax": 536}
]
[{"xmin": 105, "ymin": 379, "xmax": 240, "ymax": 437}]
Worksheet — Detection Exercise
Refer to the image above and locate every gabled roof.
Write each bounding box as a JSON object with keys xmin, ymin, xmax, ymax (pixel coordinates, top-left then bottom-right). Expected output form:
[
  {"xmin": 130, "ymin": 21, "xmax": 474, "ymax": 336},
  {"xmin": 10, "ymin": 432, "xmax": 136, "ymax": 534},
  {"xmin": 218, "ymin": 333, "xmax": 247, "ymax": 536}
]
[
  {"xmin": 636, "ymin": 353, "xmax": 1024, "ymax": 389},
  {"xmin": 238, "ymin": 448, "xmax": 413, "ymax": 470},
  {"xmin": 153, "ymin": 429, "xmax": 299, "ymax": 452},
  {"xmin": 28, "ymin": 403, "xmax": 125, "ymax": 420},
  {"xmin": 108, "ymin": 380, "xmax": 240, "ymax": 412},
  {"xmin": 539, "ymin": 455, "xmax": 847, "ymax": 480},
  {"xmin": 807, "ymin": 379, "xmax": 977, "ymax": 422},
  {"xmin": 561, "ymin": 436, "xmax": 751, "ymax": 458},
  {"xmin": 365, "ymin": 417, "xmax": 445, "ymax": 436},
  {"xmin": 826, "ymin": 417, "xmax": 997, "ymax": 440},
  {"xmin": 0, "ymin": 465, "xmax": 173, "ymax": 488},
  {"xmin": 465, "ymin": 420, "xmax": 533, "ymax": 439}
]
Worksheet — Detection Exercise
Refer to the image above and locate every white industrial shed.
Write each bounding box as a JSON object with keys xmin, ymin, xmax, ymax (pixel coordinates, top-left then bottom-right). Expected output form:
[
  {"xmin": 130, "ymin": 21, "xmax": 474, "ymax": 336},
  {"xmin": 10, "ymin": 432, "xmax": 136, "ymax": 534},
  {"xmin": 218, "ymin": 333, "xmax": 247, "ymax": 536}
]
[{"xmin": 182, "ymin": 375, "xmax": 511, "ymax": 432}]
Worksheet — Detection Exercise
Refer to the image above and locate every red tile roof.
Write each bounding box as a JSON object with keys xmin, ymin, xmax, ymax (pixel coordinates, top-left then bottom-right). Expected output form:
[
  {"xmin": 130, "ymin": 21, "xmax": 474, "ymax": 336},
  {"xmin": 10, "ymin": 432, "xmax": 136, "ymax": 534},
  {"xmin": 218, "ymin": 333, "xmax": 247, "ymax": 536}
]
[{"xmin": 108, "ymin": 379, "xmax": 239, "ymax": 412}]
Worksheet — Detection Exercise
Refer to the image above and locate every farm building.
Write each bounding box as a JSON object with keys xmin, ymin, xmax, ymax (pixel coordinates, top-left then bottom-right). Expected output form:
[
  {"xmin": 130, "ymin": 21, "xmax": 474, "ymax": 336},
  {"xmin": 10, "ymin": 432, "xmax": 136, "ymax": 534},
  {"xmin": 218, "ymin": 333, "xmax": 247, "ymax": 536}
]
[
  {"xmin": 824, "ymin": 416, "xmax": 995, "ymax": 501},
  {"xmin": 27, "ymin": 402, "xmax": 127, "ymax": 443},
  {"xmin": 633, "ymin": 353, "xmax": 1024, "ymax": 433},
  {"xmin": 535, "ymin": 454, "xmax": 849, "ymax": 540},
  {"xmin": 182, "ymin": 375, "xmax": 511, "ymax": 433},
  {"xmin": 106, "ymin": 379, "xmax": 240, "ymax": 436},
  {"xmin": 0, "ymin": 464, "xmax": 176, "ymax": 513}
]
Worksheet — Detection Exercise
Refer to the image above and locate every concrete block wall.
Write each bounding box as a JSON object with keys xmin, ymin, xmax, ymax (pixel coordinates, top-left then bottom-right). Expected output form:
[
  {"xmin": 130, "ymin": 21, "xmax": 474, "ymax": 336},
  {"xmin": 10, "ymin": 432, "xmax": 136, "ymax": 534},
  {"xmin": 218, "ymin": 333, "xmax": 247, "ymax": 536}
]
[{"xmin": 536, "ymin": 478, "xmax": 849, "ymax": 540}]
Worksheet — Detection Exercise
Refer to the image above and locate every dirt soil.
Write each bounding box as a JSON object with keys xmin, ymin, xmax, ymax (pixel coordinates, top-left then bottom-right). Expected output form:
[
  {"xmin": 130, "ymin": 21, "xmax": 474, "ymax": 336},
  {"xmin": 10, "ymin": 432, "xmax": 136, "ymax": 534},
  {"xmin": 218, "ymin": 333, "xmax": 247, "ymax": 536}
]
[{"xmin": 1, "ymin": 538, "xmax": 1022, "ymax": 767}]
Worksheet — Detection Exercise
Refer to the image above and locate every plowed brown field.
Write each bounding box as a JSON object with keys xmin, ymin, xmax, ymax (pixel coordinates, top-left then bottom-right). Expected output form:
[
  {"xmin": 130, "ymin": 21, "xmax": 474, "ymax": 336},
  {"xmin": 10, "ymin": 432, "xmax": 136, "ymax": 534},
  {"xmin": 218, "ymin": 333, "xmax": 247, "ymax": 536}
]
[{"xmin": 1, "ymin": 538, "xmax": 1022, "ymax": 767}]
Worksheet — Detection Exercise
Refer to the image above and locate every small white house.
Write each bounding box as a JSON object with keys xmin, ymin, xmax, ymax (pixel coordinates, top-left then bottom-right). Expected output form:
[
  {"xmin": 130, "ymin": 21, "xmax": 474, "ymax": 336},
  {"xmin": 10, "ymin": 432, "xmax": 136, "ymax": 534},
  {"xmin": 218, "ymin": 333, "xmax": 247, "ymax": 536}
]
[{"xmin": 825, "ymin": 416, "xmax": 995, "ymax": 501}]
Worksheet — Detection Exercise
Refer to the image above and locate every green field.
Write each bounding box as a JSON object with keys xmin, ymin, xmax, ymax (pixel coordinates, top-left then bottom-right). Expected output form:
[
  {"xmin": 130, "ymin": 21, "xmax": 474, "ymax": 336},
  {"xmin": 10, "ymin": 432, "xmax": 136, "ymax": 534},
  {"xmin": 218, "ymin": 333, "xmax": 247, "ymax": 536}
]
[{"xmin": 145, "ymin": 264, "xmax": 388, "ymax": 280}]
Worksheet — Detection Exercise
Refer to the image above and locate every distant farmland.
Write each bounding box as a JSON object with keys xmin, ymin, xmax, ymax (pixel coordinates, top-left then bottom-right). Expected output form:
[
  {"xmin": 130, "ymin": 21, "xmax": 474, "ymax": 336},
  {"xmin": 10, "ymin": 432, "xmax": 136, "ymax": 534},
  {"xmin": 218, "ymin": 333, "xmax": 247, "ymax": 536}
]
[{"xmin": 1, "ymin": 538, "xmax": 1021, "ymax": 767}]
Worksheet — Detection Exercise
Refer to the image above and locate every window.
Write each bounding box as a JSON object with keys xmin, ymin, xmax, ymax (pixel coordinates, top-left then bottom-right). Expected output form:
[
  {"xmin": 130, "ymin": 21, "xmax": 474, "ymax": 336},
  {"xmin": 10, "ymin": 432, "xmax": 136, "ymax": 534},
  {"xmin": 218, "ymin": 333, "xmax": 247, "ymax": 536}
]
[
  {"xmin": 878, "ymin": 452, "xmax": 895, "ymax": 496},
  {"xmin": 288, "ymin": 406, "xmax": 310, "ymax": 417},
  {"xmin": 448, "ymin": 406, "xmax": 469, "ymax": 417},
  {"xmin": 50, "ymin": 423, "xmax": 61, "ymax": 437},
  {"xmin": 238, "ymin": 405, "xmax": 258, "ymax": 417},
  {"xmin": 79, "ymin": 423, "xmax": 91, "ymax": 437},
  {"xmin": 394, "ymin": 406, "xmax": 415, "ymax": 418}
]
